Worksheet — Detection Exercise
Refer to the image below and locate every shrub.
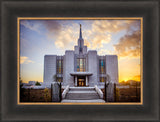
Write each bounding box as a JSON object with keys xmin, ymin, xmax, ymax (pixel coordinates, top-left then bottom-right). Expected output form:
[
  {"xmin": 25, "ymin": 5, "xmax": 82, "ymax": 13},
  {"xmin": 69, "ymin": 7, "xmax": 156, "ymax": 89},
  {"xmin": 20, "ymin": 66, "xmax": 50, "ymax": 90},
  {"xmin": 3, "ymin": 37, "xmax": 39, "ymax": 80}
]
[
  {"xmin": 115, "ymin": 88, "xmax": 120, "ymax": 102},
  {"xmin": 35, "ymin": 81, "xmax": 41, "ymax": 86},
  {"xmin": 44, "ymin": 88, "xmax": 50, "ymax": 102}
]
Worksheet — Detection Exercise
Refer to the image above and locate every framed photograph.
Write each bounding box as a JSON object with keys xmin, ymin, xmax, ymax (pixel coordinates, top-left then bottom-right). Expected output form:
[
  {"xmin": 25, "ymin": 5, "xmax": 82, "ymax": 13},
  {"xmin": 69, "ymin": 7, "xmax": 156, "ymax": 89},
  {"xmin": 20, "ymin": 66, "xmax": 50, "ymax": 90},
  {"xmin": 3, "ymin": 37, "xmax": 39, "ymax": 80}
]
[
  {"xmin": 18, "ymin": 17, "xmax": 143, "ymax": 105},
  {"xmin": 1, "ymin": 0, "xmax": 159, "ymax": 121}
]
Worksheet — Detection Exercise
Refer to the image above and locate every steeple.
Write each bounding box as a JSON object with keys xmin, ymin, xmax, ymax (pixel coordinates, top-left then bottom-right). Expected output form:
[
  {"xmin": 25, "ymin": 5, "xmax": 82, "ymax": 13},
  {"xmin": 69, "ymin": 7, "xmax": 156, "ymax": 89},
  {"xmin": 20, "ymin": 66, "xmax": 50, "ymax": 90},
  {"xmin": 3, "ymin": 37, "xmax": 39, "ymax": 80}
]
[
  {"xmin": 79, "ymin": 24, "xmax": 82, "ymax": 39},
  {"xmin": 74, "ymin": 24, "xmax": 87, "ymax": 55}
]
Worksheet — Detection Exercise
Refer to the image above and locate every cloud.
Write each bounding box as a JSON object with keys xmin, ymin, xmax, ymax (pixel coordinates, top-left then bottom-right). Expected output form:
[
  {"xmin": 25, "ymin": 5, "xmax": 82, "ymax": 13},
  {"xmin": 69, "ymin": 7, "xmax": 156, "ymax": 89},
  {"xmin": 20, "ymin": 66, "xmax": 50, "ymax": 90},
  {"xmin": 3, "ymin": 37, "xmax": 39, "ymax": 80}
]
[
  {"xmin": 20, "ymin": 56, "xmax": 34, "ymax": 64},
  {"xmin": 134, "ymin": 75, "xmax": 141, "ymax": 79},
  {"xmin": 54, "ymin": 23, "xmax": 79, "ymax": 50},
  {"xmin": 114, "ymin": 30, "xmax": 141, "ymax": 58},
  {"xmin": 133, "ymin": 75, "xmax": 141, "ymax": 81},
  {"xmin": 42, "ymin": 20, "xmax": 62, "ymax": 39},
  {"xmin": 20, "ymin": 20, "xmax": 62, "ymax": 38},
  {"xmin": 98, "ymin": 49, "xmax": 116, "ymax": 55},
  {"xmin": 91, "ymin": 33, "xmax": 111, "ymax": 49},
  {"xmin": 82, "ymin": 22, "xmax": 113, "ymax": 50},
  {"xmin": 20, "ymin": 20, "xmax": 141, "ymax": 53},
  {"xmin": 83, "ymin": 20, "xmax": 140, "ymax": 50},
  {"xmin": 43, "ymin": 20, "xmax": 61, "ymax": 32},
  {"xmin": 53, "ymin": 21, "xmax": 112, "ymax": 50},
  {"xmin": 84, "ymin": 40, "xmax": 91, "ymax": 48},
  {"xmin": 21, "ymin": 20, "xmax": 78, "ymax": 50},
  {"xmin": 21, "ymin": 20, "xmax": 75, "ymax": 50},
  {"xmin": 53, "ymin": 20, "xmax": 140, "ymax": 50},
  {"xmin": 44, "ymin": 21, "xmax": 109, "ymax": 51},
  {"xmin": 20, "ymin": 20, "xmax": 41, "ymax": 33},
  {"xmin": 92, "ymin": 20, "xmax": 140, "ymax": 33}
]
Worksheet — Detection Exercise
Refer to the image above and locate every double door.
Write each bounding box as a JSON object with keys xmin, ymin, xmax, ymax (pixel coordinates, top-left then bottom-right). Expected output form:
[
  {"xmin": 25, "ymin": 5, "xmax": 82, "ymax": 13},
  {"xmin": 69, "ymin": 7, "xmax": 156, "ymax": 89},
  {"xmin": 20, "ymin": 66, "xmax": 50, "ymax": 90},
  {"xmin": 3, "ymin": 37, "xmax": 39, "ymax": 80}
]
[{"xmin": 77, "ymin": 76, "xmax": 86, "ymax": 86}]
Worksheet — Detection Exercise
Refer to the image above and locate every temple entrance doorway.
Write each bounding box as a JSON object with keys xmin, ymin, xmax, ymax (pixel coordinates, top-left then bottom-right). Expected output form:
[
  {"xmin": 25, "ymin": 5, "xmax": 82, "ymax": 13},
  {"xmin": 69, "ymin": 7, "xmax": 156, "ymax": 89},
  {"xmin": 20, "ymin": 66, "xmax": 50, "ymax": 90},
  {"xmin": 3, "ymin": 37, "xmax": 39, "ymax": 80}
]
[{"xmin": 77, "ymin": 76, "xmax": 86, "ymax": 86}]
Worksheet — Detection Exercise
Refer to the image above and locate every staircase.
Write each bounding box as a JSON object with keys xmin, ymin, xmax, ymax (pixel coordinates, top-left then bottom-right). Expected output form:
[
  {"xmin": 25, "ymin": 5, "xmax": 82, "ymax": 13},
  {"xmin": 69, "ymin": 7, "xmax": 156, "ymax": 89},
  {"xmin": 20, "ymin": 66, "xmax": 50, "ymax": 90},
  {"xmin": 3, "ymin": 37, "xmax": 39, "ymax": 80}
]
[{"xmin": 61, "ymin": 87, "xmax": 105, "ymax": 103}]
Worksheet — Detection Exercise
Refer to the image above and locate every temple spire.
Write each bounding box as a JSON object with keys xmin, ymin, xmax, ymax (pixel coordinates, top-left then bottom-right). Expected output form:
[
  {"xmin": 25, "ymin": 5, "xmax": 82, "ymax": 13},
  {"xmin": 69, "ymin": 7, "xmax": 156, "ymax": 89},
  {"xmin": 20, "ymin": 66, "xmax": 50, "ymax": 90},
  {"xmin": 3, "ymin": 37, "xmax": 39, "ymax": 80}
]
[
  {"xmin": 79, "ymin": 24, "xmax": 82, "ymax": 39},
  {"xmin": 78, "ymin": 24, "xmax": 84, "ymax": 54}
]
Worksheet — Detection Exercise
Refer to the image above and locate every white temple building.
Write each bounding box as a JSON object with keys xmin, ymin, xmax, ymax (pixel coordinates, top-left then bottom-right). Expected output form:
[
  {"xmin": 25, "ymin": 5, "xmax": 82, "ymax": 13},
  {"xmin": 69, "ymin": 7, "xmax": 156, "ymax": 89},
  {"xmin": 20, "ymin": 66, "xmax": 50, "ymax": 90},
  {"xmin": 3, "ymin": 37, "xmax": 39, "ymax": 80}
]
[{"xmin": 43, "ymin": 24, "xmax": 118, "ymax": 89}]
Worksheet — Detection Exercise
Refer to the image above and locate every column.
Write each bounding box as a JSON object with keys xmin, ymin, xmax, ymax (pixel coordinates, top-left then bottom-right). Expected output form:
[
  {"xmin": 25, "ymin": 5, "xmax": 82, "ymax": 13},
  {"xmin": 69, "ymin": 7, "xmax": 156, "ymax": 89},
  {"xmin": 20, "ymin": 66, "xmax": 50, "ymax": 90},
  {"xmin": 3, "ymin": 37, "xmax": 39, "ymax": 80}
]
[
  {"xmin": 86, "ymin": 76, "xmax": 88, "ymax": 86},
  {"xmin": 51, "ymin": 82, "xmax": 60, "ymax": 102},
  {"xmin": 75, "ymin": 76, "xmax": 77, "ymax": 86}
]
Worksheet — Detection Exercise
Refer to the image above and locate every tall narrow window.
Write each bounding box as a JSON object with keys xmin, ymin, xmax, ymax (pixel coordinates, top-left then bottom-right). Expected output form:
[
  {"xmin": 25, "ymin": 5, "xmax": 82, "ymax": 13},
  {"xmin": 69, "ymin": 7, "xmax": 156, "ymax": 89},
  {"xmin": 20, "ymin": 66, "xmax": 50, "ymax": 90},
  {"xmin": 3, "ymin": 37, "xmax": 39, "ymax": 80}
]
[
  {"xmin": 57, "ymin": 59, "xmax": 63, "ymax": 74},
  {"xmin": 99, "ymin": 59, "xmax": 105, "ymax": 74},
  {"xmin": 77, "ymin": 58, "xmax": 85, "ymax": 72}
]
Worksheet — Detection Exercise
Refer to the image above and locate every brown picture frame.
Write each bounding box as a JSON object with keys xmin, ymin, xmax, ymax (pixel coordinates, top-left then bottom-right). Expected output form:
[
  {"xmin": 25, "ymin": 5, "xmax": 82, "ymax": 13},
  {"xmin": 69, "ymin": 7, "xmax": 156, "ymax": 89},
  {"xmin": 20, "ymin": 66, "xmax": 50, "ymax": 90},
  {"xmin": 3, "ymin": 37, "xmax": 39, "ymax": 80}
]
[{"xmin": 1, "ymin": 0, "xmax": 159, "ymax": 121}]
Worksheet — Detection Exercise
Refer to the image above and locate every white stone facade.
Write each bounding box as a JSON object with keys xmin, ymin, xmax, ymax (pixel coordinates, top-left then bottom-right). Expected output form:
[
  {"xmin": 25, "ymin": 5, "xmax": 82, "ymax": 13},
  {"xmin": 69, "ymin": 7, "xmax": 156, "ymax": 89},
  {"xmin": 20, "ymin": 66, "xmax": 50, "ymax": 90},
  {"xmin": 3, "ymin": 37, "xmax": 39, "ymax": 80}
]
[
  {"xmin": 43, "ymin": 25, "xmax": 119, "ymax": 88},
  {"xmin": 43, "ymin": 55, "xmax": 57, "ymax": 83},
  {"xmin": 87, "ymin": 51, "xmax": 98, "ymax": 86},
  {"xmin": 63, "ymin": 51, "xmax": 74, "ymax": 86}
]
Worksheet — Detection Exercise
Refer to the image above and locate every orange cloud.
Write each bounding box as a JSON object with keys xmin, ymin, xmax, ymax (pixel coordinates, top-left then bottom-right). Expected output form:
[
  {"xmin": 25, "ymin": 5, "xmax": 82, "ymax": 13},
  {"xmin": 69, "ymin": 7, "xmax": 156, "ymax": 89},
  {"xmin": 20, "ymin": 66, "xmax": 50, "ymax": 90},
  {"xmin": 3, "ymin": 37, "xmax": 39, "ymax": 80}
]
[
  {"xmin": 92, "ymin": 20, "xmax": 140, "ymax": 33},
  {"xmin": 84, "ymin": 40, "xmax": 91, "ymax": 48},
  {"xmin": 55, "ymin": 22, "xmax": 112, "ymax": 50},
  {"xmin": 47, "ymin": 20, "xmax": 141, "ymax": 51},
  {"xmin": 20, "ymin": 56, "xmax": 34, "ymax": 64},
  {"xmin": 90, "ymin": 33, "xmax": 111, "ymax": 49},
  {"xmin": 98, "ymin": 49, "xmax": 116, "ymax": 55},
  {"xmin": 133, "ymin": 75, "xmax": 141, "ymax": 81},
  {"xmin": 54, "ymin": 23, "xmax": 78, "ymax": 50}
]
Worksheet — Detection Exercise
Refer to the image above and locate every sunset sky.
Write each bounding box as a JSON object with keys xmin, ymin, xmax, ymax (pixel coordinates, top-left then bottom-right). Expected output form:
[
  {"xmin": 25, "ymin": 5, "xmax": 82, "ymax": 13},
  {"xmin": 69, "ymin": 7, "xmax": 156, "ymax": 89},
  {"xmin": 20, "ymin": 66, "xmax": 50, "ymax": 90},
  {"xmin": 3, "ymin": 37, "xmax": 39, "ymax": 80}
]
[{"xmin": 19, "ymin": 19, "xmax": 142, "ymax": 83}]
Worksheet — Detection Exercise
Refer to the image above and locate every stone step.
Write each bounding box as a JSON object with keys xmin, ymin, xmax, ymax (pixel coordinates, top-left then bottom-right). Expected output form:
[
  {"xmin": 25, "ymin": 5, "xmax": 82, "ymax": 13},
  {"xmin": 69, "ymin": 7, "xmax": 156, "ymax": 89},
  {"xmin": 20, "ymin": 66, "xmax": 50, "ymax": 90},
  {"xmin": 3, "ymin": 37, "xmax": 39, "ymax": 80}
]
[
  {"xmin": 68, "ymin": 90, "xmax": 97, "ymax": 93},
  {"xmin": 69, "ymin": 87, "xmax": 95, "ymax": 91},
  {"xmin": 65, "ymin": 91, "xmax": 100, "ymax": 100},
  {"xmin": 61, "ymin": 99, "xmax": 105, "ymax": 103}
]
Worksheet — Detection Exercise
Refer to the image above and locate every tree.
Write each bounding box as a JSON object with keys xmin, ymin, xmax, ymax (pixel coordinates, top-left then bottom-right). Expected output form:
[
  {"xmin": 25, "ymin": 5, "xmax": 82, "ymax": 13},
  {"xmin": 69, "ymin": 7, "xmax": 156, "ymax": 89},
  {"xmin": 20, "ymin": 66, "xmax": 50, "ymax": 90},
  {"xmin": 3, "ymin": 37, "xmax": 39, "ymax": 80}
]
[
  {"xmin": 44, "ymin": 88, "xmax": 50, "ymax": 102},
  {"xmin": 35, "ymin": 81, "xmax": 41, "ymax": 86},
  {"xmin": 19, "ymin": 77, "xmax": 25, "ymax": 102},
  {"xmin": 19, "ymin": 76, "xmax": 23, "ymax": 84}
]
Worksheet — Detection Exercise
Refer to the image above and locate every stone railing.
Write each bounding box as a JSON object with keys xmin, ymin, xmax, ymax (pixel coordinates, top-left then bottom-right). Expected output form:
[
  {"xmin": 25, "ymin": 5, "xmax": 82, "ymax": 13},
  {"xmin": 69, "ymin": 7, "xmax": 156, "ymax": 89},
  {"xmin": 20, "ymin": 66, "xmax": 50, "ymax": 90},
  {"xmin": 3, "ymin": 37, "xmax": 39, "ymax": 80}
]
[
  {"xmin": 95, "ymin": 85, "xmax": 103, "ymax": 99},
  {"xmin": 62, "ymin": 85, "xmax": 70, "ymax": 99}
]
